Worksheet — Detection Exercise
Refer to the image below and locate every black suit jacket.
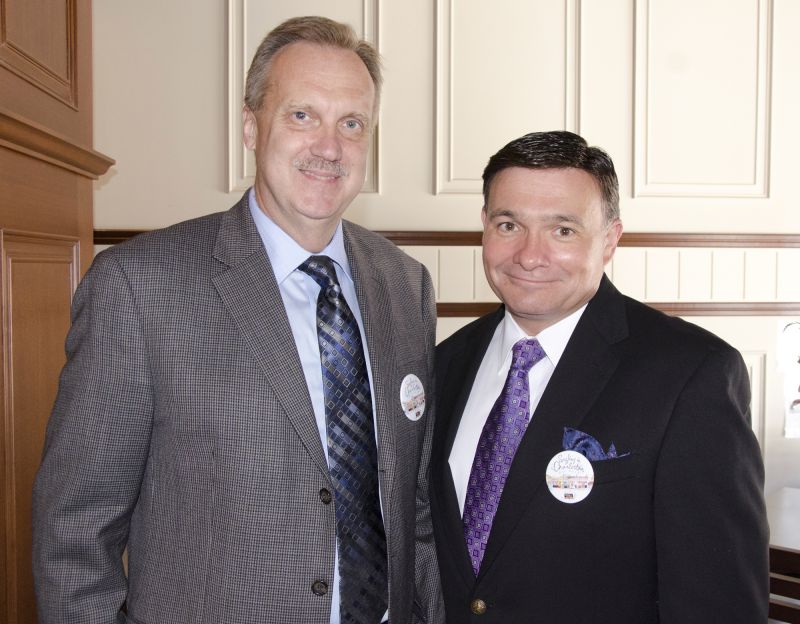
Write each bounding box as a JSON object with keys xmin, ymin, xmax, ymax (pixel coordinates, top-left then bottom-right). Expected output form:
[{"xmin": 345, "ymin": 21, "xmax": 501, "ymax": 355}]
[{"xmin": 431, "ymin": 276, "xmax": 768, "ymax": 623}]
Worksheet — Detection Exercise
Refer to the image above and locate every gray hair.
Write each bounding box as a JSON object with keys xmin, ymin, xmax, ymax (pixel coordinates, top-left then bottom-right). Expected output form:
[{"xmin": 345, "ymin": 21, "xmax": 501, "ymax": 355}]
[{"xmin": 244, "ymin": 16, "xmax": 382, "ymax": 113}]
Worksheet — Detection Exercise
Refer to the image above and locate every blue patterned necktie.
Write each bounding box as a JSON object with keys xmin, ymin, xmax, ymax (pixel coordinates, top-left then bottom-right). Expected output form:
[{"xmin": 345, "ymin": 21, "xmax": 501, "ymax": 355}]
[
  {"xmin": 299, "ymin": 255, "xmax": 388, "ymax": 624},
  {"xmin": 462, "ymin": 337, "xmax": 546, "ymax": 576}
]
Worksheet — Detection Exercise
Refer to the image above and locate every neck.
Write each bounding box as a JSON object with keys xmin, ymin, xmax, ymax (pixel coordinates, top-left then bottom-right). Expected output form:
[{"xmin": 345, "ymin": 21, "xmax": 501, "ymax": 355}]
[{"xmin": 253, "ymin": 186, "xmax": 339, "ymax": 253}]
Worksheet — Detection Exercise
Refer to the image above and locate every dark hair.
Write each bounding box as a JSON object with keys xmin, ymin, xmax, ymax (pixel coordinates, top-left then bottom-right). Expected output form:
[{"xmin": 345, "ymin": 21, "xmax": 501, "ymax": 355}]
[
  {"xmin": 482, "ymin": 130, "xmax": 620, "ymax": 223},
  {"xmin": 244, "ymin": 16, "xmax": 382, "ymax": 113}
]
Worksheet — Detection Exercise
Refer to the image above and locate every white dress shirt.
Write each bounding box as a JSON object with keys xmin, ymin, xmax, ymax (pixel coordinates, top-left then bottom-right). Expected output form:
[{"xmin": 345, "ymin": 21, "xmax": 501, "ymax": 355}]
[
  {"xmin": 448, "ymin": 306, "xmax": 586, "ymax": 514},
  {"xmin": 248, "ymin": 188, "xmax": 378, "ymax": 624}
]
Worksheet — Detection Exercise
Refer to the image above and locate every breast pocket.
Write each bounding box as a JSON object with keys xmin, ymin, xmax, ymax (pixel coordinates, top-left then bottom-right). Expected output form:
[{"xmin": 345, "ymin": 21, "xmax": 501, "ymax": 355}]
[{"xmin": 591, "ymin": 453, "xmax": 639, "ymax": 484}]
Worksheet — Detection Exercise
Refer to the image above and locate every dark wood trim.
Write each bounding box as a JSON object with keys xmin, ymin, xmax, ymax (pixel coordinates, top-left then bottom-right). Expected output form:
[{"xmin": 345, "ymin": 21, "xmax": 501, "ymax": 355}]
[
  {"xmin": 95, "ymin": 229, "xmax": 800, "ymax": 248},
  {"xmin": 0, "ymin": 107, "xmax": 114, "ymax": 178},
  {"xmin": 403, "ymin": 232, "xmax": 800, "ymax": 248},
  {"xmin": 437, "ymin": 303, "xmax": 502, "ymax": 317},
  {"xmin": 377, "ymin": 231, "xmax": 483, "ymax": 246},
  {"xmin": 618, "ymin": 233, "xmax": 800, "ymax": 248},
  {"xmin": 437, "ymin": 302, "xmax": 800, "ymax": 317},
  {"xmin": 94, "ymin": 229, "xmax": 147, "ymax": 245}
]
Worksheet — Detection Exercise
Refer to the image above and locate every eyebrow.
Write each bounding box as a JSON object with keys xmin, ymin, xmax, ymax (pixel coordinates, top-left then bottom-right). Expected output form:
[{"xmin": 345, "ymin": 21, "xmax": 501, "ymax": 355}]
[{"xmin": 486, "ymin": 208, "xmax": 517, "ymax": 220}]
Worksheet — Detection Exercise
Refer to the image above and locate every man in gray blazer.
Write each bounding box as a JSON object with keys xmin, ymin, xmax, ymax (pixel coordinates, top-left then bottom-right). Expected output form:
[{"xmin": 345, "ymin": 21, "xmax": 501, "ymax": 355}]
[{"xmin": 32, "ymin": 16, "xmax": 443, "ymax": 624}]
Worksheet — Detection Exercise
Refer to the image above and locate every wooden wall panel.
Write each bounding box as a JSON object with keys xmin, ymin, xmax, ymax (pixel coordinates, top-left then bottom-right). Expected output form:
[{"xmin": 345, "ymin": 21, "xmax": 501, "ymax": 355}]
[
  {"xmin": 0, "ymin": 0, "xmax": 89, "ymax": 143},
  {"xmin": 0, "ymin": 232, "xmax": 78, "ymax": 624},
  {"xmin": 0, "ymin": 0, "xmax": 76, "ymax": 106}
]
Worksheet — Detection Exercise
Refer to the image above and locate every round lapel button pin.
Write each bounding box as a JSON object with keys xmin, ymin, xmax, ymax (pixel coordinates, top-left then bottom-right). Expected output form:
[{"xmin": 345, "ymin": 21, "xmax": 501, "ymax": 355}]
[
  {"xmin": 545, "ymin": 450, "xmax": 594, "ymax": 504},
  {"xmin": 400, "ymin": 373, "xmax": 425, "ymax": 421}
]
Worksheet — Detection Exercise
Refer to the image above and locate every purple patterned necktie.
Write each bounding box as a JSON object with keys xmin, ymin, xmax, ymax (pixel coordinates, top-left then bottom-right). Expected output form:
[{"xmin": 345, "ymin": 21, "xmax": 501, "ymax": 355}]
[
  {"xmin": 462, "ymin": 337, "xmax": 546, "ymax": 576},
  {"xmin": 299, "ymin": 255, "xmax": 388, "ymax": 624}
]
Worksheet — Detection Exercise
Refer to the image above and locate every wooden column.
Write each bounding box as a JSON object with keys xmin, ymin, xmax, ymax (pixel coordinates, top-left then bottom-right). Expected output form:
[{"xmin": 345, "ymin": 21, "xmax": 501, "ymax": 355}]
[{"xmin": 0, "ymin": 1, "xmax": 113, "ymax": 622}]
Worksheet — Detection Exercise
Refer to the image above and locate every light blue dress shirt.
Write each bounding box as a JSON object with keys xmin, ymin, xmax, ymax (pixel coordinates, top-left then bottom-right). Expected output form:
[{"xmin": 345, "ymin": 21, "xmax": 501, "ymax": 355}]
[{"xmin": 248, "ymin": 188, "xmax": 381, "ymax": 624}]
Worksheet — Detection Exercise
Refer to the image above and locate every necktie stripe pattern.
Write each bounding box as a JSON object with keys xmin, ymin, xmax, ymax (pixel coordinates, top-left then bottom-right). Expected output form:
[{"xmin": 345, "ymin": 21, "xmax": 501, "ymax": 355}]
[
  {"xmin": 299, "ymin": 255, "xmax": 388, "ymax": 624},
  {"xmin": 462, "ymin": 337, "xmax": 546, "ymax": 576}
]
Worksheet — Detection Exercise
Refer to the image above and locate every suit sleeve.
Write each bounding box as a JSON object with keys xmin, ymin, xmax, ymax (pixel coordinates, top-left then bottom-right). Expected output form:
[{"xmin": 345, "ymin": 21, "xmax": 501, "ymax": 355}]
[
  {"xmin": 653, "ymin": 344, "xmax": 769, "ymax": 623},
  {"xmin": 32, "ymin": 251, "xmax": 153, "ymax": 623},
  {"xmin": 412, "ymin": 266, "xmax": 446, "ymax": 624}
]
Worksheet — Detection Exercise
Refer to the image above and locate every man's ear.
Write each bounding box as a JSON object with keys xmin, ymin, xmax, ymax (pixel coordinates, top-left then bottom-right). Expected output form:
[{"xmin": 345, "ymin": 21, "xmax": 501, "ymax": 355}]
[
  {"xmin": 603, "ymin": 219, "xmax": 624, "ymax": 264},
  {"xmin": 242, "ymin": 107, "xmax": 257, "ymax": 150}
]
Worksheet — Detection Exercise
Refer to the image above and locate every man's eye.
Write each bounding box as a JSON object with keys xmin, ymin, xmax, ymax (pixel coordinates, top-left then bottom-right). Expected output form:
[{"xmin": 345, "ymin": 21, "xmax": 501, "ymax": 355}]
[
  {"xmin": 293, "ymin": 111, "xmax": 308, "ymax": 121},
  {"xmin": 557, "ymin": 227, "xmax": 575, "ymax": 237},
  {"xmin": 498, "ymin": 222, "xmax": 516, "ymax": 232},
  {"xmin": 343, "ymin": 119, "xmax": 363, "ymax": 131}
]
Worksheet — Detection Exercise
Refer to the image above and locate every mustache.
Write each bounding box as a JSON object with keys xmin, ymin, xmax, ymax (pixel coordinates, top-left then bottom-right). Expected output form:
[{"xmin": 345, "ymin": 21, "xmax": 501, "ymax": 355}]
[{"xmin": 293, "ymin": 158, "xmax": 349, "ymax": 177}]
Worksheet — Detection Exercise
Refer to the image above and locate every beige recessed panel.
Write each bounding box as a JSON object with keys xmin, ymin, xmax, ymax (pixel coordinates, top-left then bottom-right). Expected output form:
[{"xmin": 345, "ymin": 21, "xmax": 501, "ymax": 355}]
[
  {"xmin": 436, "ymin": 0, "xmax": 580, "ymax": 193},
  {"xmin": 634, "ymin": 0, "xmax": 771, "ymax": 197}
]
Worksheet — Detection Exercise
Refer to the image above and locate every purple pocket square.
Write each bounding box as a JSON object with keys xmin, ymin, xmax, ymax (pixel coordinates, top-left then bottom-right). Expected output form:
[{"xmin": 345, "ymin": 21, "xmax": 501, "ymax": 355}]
[{"xmin": 563, "ymin": 427, "xmax": 630, "ymax": 461}]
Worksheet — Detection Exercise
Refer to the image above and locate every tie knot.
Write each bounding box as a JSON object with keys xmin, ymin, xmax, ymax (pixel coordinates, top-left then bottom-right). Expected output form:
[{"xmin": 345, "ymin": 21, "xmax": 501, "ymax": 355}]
[
  {"xmin": 510, "ymin": 338, "xmax": 545, "ymax": 373},
  {"xmin": 298, "ymin": 255, "xmax": 342, "ymax": 301}
]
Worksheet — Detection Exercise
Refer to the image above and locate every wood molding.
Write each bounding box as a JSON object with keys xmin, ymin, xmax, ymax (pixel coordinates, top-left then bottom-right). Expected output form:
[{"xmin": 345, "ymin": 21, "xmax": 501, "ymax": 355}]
[
  {"xmin": 94, "ymin": 230, "xmax": 800, "ymax": 248},
  {"xmin": 0, "ymin": 107, "xmax": 114, "ymax": 178},
  {"xmin": 0, "ymin": 0, "xmax": 78, "ymax": 108},
  {"xmin": 618, "ymin": 233, "xmax": 800, "ymax": 248},
  {"xmin": 93, "ymin": 229, "xmax": 145, "ymax": 245},
  {"xmin": 437, "ymin": 302, "xmax": 800, "ymax": 317}
]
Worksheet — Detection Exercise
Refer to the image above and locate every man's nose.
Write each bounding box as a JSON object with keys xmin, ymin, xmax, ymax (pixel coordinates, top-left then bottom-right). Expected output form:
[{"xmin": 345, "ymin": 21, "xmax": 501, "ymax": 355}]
[
  {"xmin": 514, "ymin": 232, "xmax": 549, "ymax": 270},
  {"xmin": 309, "ymin": 124, "xmax": 343, "ymax": 162}
]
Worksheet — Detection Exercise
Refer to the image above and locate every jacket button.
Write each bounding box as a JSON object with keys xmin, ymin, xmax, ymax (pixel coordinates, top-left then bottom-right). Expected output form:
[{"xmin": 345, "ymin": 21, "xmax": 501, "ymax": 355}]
[
  {"xmin": 470, "ymin": 598, "xmax": 487, "ymax": 615},
  {"xmin": 311, "ymin": 580, "xmax": 329, "ymax": 596},
  {"xmin": 319, "ymin": 488, "xmax": 332, "ymax": 504}
]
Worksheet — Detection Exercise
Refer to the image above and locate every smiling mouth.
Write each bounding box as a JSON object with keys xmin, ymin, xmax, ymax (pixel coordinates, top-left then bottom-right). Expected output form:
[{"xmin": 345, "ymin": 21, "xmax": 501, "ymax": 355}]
[
  {"xmin": 294, "ymin": 157, "xmax": 348, "ymax": 179},
  {"xmin": 507, "ymin": 274, "xmax": 558, "ymax": 286},
  {"xmin": 300, "ymin": 169, "xmax": 341, "ymax": 181}
]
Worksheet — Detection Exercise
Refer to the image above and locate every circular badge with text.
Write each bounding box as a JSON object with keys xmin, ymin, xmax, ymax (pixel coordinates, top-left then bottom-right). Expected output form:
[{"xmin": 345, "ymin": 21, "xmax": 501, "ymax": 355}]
[
  {"xmin": 400, "ymin": 374, "xmax": 425, "ymax": 421},
  {"xmin": 545, "ymin": 450, "xmax": 595, "ymax": 504}
]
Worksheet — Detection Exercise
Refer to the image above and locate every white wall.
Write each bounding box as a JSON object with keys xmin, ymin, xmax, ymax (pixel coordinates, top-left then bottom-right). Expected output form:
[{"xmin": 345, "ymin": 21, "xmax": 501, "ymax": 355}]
[{"xmin": 93, "ymin": 0, "xmax": 800, "ymax": 492}]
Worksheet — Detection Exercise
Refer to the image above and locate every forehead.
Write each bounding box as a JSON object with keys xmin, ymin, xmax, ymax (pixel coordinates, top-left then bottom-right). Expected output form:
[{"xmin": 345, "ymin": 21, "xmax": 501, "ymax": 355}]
[
  {"xmin": 267, "ymin": 41, "xmax": 375, "ymax": 109},
  {"xmin": 487, "ymin": 166, "xmax": 603, "ymax": 218}
]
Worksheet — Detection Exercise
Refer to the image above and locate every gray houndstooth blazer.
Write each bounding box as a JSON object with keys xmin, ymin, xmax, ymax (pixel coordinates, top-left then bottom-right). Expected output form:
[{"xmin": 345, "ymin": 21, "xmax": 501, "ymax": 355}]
[{"xmin": 32, "ymin": 192, "xmax": 444, "ymax": 624}]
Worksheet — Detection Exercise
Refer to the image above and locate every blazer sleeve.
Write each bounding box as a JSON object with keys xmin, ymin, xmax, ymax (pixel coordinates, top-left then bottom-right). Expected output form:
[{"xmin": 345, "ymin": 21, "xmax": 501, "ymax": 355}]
[
  {"xmin": 32, "ymin": 251, "xmax": 153, "ymax": 623},
  {"xmin": 412, "ymin": 266, "xmax": 446, "ymax": 624},
  {"xmin": 653, "ymin": 344, "xmax": 769, "ymax": 622}
]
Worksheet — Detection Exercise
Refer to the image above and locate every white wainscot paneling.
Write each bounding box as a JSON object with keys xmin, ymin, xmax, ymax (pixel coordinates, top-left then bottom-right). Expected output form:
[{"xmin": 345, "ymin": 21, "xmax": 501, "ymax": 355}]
[
  {"xmin": 634, "ymin": 0, "xmax": 772, "ymax": 197},
  {"xmin": 711, "ymin": 249, "xmax": 745, "ymax": 300},
  {"xmin": 678, "ymin": 249, "xmax": 713, "ymax": 300},
  {"xmin": 744, "ymin": 249, "xmax": 778, "ymax": 300},
  {"xmin": 227, "ymin": 0, "xmax": 380, "ymax": 193},
  {"xmin": 435, "ymin": 0, "xmax": 581, "ymax": 194},
  {"xmin": 777, "ymin": 249, "xmax": 800, "ymax": 300},
  {"xmin": 644, "ymin": 248, "xmax": 679, "ymax": 300},
  {"xmin": 473, "ymin": 250, "xmax": 500, "ymax": 303},
  {"xmin": 437, "ymin": 246, "xmax": 476, "ymax": 302},
  {"xmin": 609, "ymin": 248, "xmax": 647, "ymax": 301}
]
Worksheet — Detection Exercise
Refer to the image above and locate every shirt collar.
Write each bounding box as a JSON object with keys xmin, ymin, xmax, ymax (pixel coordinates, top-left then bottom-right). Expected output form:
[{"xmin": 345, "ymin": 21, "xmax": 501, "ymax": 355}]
[
  {"xmin": 248, "ymin": 187, "xmax": 353, "ymax": 286},
  {"xmin": 495, "ymin": 305, "xmax": 587, "ymax": 374}
]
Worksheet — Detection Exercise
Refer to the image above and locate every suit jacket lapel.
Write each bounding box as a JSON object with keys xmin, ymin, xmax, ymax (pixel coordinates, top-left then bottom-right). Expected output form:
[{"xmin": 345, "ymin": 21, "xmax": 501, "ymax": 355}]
[
  {"xmin": 211, "ymin": 195, "xmax": 328, "ymax": 477},
  {"xmin": 343, "ymin": 222, "xmax": 398, "ymax": 499},
  {"xmin": 478, "ymin": 276, "xmax": 629, "ymax": 578}
]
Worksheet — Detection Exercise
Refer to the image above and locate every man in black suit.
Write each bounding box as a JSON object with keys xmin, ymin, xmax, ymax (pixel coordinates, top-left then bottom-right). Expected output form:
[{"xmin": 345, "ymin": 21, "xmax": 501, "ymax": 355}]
[{"xmin": 430, "ymin": 130, "xmax": 769, "ymax": 623}]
